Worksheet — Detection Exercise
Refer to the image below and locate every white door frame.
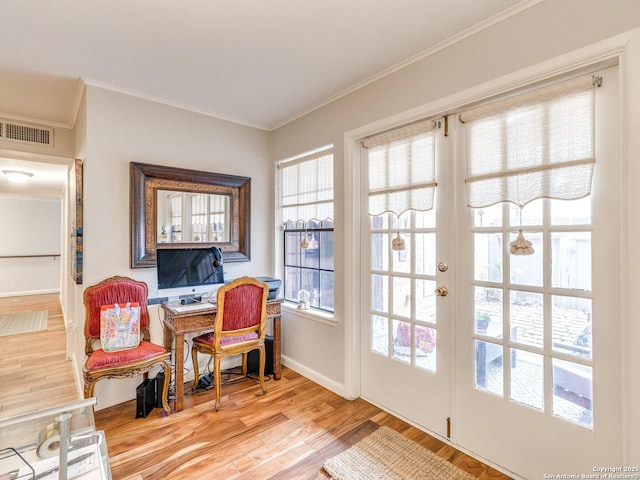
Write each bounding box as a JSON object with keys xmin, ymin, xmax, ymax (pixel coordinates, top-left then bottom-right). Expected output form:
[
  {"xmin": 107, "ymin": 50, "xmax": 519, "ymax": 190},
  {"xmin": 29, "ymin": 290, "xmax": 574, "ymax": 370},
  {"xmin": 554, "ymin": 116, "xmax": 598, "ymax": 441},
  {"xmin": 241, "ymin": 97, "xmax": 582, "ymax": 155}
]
[{"xmin": 342, "ymin": 31, "xmax": 632, "ymax": 469}]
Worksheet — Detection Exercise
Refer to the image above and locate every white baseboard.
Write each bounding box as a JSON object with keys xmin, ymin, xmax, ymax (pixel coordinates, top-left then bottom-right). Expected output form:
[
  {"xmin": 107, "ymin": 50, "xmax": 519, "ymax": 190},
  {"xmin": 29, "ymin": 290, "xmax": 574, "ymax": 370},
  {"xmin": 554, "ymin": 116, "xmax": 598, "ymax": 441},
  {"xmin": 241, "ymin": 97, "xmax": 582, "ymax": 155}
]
[
  {"xmin": 0, "ymin": 288, "xmax": 60, "ymax": 298},
  {"xmin": 281, "ymin": 355, "xmax": 346, "ymax": 398},
  {"xmin": 70, "ymin": 353, "xmax": 84, "ymax": 400}
]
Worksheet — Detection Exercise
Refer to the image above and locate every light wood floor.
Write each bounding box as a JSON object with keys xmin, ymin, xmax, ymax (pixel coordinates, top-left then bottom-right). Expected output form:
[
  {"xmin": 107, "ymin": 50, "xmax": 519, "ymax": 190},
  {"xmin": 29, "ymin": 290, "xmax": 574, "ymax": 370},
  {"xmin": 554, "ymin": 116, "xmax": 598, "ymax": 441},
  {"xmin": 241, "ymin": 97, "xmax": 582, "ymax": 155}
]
[
  {"xmin": 0, "ymin": 293, "xmax": 78, "ymax": 419},
  {"xmin": 95, "ymin": 368, "xmax": 513, "ymax": 480},
  {"xmin": 0, "ymin": 294, "xmax": 512, "ymax": 480}
]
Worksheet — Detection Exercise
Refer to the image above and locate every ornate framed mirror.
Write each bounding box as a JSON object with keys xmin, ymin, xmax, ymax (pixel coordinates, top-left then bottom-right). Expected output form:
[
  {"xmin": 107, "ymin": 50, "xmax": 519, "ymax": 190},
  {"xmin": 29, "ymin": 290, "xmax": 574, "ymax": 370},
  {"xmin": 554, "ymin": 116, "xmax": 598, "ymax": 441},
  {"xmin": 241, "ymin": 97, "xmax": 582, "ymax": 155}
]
[{"xmin": 130, "ymin": 162, "xmax": 250, "ymax": 268}]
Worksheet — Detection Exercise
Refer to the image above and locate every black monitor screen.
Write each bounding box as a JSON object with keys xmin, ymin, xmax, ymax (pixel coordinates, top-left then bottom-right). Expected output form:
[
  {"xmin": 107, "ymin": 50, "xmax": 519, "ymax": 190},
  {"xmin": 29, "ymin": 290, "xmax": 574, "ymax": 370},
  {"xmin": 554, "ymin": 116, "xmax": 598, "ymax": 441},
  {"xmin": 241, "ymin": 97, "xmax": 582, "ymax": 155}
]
[{"xmin": 157, "ymin": 246, "xmax": 224, "ymax": 290}]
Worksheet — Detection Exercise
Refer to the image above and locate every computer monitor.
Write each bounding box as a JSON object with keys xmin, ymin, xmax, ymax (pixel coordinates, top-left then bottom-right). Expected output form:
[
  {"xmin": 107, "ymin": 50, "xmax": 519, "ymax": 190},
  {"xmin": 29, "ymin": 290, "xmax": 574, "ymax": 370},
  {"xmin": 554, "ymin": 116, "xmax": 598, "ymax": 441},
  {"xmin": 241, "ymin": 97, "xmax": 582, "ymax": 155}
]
[{"xmin": 156, "ymin": 246, "xmax": 224, "ymax": 299}]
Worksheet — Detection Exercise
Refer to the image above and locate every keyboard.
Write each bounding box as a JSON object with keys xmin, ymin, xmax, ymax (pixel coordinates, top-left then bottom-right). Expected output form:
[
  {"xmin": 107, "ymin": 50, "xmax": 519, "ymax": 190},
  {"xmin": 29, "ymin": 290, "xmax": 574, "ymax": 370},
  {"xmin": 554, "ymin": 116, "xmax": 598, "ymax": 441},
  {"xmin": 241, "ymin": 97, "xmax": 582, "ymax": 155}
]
[{"xmin": 171, "ymin": 301, "xmax": 215, "ymax": 313}]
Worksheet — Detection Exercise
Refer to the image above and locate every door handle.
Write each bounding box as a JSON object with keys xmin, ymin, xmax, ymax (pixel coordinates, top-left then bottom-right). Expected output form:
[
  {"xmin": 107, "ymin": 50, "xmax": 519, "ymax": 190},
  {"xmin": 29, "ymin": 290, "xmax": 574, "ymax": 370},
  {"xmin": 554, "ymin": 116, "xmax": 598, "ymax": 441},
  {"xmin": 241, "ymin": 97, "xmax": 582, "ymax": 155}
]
[{"xmin": 434, "ymin": 286, "xmax": 448, "ymax": 297}]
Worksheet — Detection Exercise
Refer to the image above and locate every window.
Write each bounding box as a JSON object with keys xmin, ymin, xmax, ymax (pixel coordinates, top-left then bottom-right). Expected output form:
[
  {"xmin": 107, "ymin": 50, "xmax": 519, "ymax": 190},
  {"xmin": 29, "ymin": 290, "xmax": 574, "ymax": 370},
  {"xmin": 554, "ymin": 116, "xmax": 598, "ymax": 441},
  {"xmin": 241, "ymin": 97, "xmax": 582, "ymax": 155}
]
[
  {"xmin": 462, "ymin": 74, "xmax": 598, "ymax": 427},
  {"xmin": 278, "ymin": 146, "xmax": 334, "ymax": 313},
  {"xmin": 363, "ymin": 119, "xmax": 439, "ymax": 370}
]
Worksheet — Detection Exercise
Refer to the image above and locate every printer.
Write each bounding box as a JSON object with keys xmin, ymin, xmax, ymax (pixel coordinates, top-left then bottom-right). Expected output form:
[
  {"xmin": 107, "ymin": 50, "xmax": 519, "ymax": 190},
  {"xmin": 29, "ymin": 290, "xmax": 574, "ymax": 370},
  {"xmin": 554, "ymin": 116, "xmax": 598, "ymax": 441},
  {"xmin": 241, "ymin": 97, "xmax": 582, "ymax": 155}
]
[{"xmin": 255, "ymin": 276, "xmax": 282, "ymax": 300}]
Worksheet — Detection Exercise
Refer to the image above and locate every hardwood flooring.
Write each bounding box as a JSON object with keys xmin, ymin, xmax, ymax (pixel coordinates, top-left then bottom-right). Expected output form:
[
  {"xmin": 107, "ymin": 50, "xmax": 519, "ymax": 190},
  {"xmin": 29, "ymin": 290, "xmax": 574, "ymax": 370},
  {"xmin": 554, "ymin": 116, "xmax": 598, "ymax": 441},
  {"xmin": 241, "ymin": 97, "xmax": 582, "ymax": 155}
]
[
  {"xmin": 95, "ymin": 369, "xmax": 512, "ymax": 480},
  {"xmin": 0, "ymin": 293, "xmax": 78, "ymax": 419},
  {"xmin": 0, "ymin": 294, "xmax": 512, "ymax": 479}
]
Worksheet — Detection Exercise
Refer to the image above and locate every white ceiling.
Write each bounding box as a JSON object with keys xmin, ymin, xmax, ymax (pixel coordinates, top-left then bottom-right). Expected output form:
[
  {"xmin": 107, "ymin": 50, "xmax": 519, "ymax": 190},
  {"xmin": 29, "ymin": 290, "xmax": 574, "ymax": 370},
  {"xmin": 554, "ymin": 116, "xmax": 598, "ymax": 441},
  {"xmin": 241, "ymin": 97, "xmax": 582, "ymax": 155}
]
[
  {"xmin": 0, "ymin": 0, "xmax": 536, "ymax": 131},
  {"xmin": 0, "ymin": 157, "xmax": 67, "ymax": 197},
  {"xmin": 0, "ymin": 0, "xmax": 537, "ymax": 196}
]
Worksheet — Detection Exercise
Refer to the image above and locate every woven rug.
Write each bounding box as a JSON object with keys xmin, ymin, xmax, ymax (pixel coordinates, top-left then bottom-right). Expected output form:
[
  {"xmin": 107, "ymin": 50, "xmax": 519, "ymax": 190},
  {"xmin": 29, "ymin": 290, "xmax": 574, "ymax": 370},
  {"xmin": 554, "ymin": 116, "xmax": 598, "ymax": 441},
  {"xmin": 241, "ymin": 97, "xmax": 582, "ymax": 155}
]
[
  {"xmin": 0, "ymin": 310, "xmax": 48, "ymax": 337},
  {"xmin": 323, "ymin": 426, "xmax": 477, "ymax": 480}
]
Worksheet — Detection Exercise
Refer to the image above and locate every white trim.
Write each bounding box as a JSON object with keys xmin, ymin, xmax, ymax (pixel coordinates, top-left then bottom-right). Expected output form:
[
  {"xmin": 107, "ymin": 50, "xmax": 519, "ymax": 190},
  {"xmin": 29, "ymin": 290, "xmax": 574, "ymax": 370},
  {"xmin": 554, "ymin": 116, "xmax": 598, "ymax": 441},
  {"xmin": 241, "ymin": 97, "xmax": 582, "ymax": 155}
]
[
  {"xmin": 0, "ymin": 148, "xmax": 73, "ymax": 166},
  {"xmin": 271, "ymin": 0, "xmax": 545, "ymax": 130},
  {"xmin": 0, "ymin": 78, "xmax": 85, "ymax": 130},
  {"xmin": 82, "ymin": 77, "xmax": 270, "ymax": 131},
  {"xmin": 343, "ymin": 137, "xmax": 362, "ymax": 400},
  {"xmin": 276, "ymin": 144, "xmax": 333, "ymax": 167},
  {"xmin": 0, "ymin": 288, "xmax": 60, "ymax": 298},
  {"xmin": 619, "ymin": 43, "xmax": 635, "ymax": 464},
  {"xmin": 343, "ymin": 29, "xmax": 634, "ymax": 471},
  {"xmin": 0, "ymin": 193, "xmax": 62, "ymax": 202},
  {"xmin": 0, "ymin": 113, "xmax": 73, "ymax": 130},
  {"xmin": 282, "ymin": 302, "xmax": 337, "ymax": 326},
  {"xmin": 69, "ymin": 78, "xmax": 86, "ymax": 130},
  {"xmin": 70, "ymin": 352, "xmax": 84, "ymax": 399},
  {"xmin": 282, "ymin": 355, "xmax": 347, "ymax": 398},
  {"xmin": 345, "ymin": 30, "xmax": 636, "ymax": 144}
]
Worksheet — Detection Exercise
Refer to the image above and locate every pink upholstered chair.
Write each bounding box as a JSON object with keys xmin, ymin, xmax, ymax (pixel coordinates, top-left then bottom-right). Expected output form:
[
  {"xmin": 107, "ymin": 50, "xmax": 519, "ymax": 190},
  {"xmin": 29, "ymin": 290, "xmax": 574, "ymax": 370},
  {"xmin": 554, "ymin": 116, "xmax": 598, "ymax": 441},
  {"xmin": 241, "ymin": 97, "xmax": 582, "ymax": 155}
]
[
  {"xmin": 83, "ymin": 276, "xmax": 171, "ymax": 415},
  {"xmin": 191, "ymin": 276, "xmax": 269, "ymax": 410}
]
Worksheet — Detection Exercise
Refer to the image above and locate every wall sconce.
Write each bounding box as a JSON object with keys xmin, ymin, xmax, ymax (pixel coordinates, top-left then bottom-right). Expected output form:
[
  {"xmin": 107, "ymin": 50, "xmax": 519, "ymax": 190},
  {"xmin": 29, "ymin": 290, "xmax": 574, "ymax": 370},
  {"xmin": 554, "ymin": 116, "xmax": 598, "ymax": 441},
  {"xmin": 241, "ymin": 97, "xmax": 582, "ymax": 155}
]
[{"xmin": 2, "ymin": 170, "xmax": 33, "ymax": 183}]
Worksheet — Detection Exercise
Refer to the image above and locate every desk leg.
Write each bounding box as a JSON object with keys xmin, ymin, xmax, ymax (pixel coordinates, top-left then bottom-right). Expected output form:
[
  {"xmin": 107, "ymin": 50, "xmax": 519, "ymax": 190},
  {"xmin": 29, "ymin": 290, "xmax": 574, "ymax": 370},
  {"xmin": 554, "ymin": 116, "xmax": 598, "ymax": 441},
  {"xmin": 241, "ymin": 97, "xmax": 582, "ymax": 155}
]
[
  {"xmin": 174, "ymin": 333, "xmax": 185, "ymax": 412},
  {"xmin": 163, "ymin": 323, "xmax": 171, "ymax": 352},
  {"xmin": 273, "ymin": 316, "xmax": 281, "ymax": 380}
]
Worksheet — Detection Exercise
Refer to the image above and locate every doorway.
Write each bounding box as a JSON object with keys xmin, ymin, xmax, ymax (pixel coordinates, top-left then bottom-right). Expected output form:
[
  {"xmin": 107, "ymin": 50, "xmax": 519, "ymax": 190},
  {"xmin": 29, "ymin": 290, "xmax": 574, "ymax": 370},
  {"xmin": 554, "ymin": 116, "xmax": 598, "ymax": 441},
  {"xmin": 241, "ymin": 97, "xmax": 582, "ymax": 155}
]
[
  {"xmin": 0, "ymin": 157, "xmax": 69, "ymax": 297},
  {"xmin": 358, "ymin": 65, "xmax": 622, "ymax": 478}
]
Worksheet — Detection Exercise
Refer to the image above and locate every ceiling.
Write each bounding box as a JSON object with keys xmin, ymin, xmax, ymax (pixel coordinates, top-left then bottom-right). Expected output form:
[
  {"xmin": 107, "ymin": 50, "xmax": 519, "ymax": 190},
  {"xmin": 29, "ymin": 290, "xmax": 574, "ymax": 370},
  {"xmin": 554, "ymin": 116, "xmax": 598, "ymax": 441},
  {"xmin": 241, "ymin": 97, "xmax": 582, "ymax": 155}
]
[
  {"xmin": 0, "ymin": 156, "xmax": 68, "ymax": 197},
  {"xmin": 0, "ymin": 0, "xmax": 537, "ymax": 196}
]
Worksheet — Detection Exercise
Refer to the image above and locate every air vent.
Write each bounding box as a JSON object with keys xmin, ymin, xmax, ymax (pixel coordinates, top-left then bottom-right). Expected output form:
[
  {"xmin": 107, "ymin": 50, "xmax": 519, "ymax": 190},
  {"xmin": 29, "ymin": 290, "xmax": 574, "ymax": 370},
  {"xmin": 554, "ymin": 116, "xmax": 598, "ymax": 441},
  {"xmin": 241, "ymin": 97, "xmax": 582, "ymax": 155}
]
[{"xmin": 0, "ymin": 120, "xmax": 53, "ymax": 147}]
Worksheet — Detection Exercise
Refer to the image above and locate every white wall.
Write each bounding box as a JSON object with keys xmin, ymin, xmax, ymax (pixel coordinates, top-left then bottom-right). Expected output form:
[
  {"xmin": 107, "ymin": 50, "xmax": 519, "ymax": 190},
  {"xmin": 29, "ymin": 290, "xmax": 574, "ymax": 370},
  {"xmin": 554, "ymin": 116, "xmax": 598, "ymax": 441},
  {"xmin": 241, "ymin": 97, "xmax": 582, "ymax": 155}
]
[
  {"xmin": 72, "ymin": 85, "xmax": 272, "ymax": 410},
  {"xmin": 270, "ymin": 0, "xmax": 640, "ymax": 469},
  {"xmin": 622, "ymin": 26, "xmax": 640, "ymax": 465},
  {"xmin": 64, "ymin": 90, "xmax": 87, "ymax": 311},
  {"xmin": 0, "ymin": 196, "xmax": 61, "ymax": 296},
  {"xmin": 43, "ymin": 0, "xmax": 639, "ymax": 467}
]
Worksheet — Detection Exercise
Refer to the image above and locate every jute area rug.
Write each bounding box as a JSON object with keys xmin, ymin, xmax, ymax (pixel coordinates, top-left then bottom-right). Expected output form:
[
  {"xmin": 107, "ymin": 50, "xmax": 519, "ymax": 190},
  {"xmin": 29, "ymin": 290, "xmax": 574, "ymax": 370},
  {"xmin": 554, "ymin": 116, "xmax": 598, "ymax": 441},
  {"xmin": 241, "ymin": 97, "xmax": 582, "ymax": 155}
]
[
  {"xmin": 0, "ymin": 310, "xmax": 48, "ymax": 337},
  {"xmin": 323, "ymin": 426, "xmax": 477, "ymax": 480}
]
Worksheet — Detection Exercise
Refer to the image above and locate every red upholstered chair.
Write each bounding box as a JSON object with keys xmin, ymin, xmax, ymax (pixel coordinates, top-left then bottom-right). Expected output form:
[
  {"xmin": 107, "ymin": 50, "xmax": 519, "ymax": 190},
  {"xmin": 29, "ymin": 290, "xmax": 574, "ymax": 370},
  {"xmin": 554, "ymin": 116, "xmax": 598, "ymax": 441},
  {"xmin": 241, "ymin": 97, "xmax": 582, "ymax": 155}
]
[
  {"xmin": 83, "ymin": 276, "xmax": 171, "ymax": 415},
  {"xmin": 191, "ymin": 276, "xmax": 269, "ymax": 411}
]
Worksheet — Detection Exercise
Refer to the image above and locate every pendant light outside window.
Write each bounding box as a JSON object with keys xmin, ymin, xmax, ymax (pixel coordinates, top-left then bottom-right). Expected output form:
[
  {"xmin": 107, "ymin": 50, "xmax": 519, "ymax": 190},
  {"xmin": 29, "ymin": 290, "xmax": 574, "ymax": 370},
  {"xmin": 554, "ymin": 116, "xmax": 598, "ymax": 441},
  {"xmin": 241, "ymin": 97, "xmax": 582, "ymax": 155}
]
[
  {"xmin": 461, "ymin": 74, "xmax": 598, "ymax": 255},
  {"xmin": 510, "ymin": 229, "xmax": 535, "ymax": 255},
  {"xmin": 364, "ymin": 120, "xmax": 438, "ymax": 251}
]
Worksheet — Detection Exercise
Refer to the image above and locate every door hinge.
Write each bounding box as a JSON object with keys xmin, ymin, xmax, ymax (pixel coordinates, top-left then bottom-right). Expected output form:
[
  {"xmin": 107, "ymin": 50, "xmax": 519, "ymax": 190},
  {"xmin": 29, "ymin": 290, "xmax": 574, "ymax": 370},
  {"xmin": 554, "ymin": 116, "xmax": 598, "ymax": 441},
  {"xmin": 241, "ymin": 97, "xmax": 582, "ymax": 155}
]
[
  {"xmin": 444, "ymin": 116, "xmax": 449, "ymax": 137},
  {"xmin": 447, "ymin": 417, "xmax": 451, "ymax": 439}
]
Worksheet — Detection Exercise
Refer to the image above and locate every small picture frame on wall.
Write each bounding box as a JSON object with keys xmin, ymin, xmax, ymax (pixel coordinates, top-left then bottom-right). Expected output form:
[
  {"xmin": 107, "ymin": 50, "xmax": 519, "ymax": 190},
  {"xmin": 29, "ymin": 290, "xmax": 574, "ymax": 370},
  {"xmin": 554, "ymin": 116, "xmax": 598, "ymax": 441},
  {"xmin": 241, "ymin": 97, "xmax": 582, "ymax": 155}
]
[{"xmin": 70, "ymin": 158, "xmax": 83, "ymax": 284}]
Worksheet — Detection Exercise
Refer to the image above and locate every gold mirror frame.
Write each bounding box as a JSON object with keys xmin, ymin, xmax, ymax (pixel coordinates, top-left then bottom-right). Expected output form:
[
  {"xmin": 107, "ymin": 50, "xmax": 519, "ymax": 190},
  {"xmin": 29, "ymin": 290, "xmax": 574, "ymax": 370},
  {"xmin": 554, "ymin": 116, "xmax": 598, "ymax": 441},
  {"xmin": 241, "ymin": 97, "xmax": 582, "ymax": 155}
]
[{"xmin": 130, "ymin": 162, "xmax": 250, "ymax": 268}]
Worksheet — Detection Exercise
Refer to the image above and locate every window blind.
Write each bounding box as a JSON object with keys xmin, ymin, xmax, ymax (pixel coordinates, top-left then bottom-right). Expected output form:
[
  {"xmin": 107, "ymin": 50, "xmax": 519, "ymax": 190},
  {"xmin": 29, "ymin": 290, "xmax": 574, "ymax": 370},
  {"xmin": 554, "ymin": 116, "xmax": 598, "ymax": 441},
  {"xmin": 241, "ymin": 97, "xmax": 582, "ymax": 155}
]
[
  {"xmin": 461, "ymin": 75, "xmax": 596, "ymax": 208},
  {"xmin": 279, "ymin": 147, "xmax": 334, "ymax": 223},
  {"xmin": 364, "ymin": 119, "xmax": 437, "ymax": 217}
]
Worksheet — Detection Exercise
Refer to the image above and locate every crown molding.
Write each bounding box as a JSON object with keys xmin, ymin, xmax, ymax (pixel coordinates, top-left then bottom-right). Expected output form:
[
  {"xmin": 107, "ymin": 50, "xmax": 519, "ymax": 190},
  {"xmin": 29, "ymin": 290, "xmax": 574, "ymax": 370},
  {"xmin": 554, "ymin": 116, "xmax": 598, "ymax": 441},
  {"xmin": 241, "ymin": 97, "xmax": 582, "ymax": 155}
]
[
  {"xmin": 271, "ymin": 0, "xmax": 544, "ymax": 130},
  {"xmin": 81, "ymin": 77, "xmax": 270, "ymax": 131}
]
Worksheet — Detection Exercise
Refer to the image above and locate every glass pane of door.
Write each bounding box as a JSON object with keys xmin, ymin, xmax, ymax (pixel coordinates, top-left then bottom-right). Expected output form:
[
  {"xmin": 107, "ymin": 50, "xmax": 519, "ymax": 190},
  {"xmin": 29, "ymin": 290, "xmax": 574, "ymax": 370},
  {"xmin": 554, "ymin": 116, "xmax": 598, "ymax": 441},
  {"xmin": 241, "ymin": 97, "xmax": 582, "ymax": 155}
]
[{"xmin": 471, "ymin": 197, "xmax": 594, "ymax": 427}]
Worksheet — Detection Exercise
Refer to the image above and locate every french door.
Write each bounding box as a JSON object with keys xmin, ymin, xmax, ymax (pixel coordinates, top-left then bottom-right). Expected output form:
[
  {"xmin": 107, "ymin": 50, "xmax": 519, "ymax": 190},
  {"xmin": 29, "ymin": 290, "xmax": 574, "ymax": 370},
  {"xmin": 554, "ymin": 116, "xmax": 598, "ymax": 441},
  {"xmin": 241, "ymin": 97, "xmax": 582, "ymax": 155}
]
[
  {"xmin": 360, "ymin": 65, "xmax": 622, "ymax": 478},
  {"xmin": 361, "ymin": 122, "xmax": 452, "ymax": 438},
  {"xmin": 455, "ymin": 64, "xmax": 622, "ymax": 478}
]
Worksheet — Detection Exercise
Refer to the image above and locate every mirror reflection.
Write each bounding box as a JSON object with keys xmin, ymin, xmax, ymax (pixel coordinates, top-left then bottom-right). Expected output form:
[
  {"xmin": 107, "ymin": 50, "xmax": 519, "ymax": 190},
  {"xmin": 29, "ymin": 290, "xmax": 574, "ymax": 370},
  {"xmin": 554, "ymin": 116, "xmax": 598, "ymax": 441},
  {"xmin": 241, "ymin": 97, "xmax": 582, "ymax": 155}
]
[
  {"xmin": 157, "ymin": 190, "xmax": 230, "ymax": 244},
  {"xmin": 130, "ymin": 161, "xmax": 251, "ymax": 267}
]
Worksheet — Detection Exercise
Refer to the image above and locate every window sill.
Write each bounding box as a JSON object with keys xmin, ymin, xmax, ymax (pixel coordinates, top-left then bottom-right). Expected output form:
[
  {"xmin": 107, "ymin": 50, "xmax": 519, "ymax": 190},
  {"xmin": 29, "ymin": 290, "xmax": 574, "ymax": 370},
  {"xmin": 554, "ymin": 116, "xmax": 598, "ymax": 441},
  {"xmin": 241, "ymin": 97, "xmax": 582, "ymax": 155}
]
[{"xmin": 282, "ymin": 301, "xmax": 337, "ymax": 326}]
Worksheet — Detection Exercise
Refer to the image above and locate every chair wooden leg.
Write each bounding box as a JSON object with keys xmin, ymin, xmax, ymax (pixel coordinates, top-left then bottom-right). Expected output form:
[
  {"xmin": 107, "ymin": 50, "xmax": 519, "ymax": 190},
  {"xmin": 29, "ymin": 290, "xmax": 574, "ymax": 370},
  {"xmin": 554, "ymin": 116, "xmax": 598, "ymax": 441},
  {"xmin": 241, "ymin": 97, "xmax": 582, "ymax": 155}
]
[
  {"xmin": 84, "ymin": 376, "xmax": 96, "ymax": 399},
  {"xmin": 160, "ymin": 361, "xmax": 171, "ymax": 415},
  {"xmin": 258, "ymin": 345, "xmax": 267, "ymax": 395},
  {"xmin": 191, "ymin": 345, "xmax": 200, "ymax": 392},
  {"xmin": 214, "ymin": 354, "xmax": 222, "ymax": 411},
  {"xmin": 242, "ymin": 353, "xmax": 248, "ymax": 376}
]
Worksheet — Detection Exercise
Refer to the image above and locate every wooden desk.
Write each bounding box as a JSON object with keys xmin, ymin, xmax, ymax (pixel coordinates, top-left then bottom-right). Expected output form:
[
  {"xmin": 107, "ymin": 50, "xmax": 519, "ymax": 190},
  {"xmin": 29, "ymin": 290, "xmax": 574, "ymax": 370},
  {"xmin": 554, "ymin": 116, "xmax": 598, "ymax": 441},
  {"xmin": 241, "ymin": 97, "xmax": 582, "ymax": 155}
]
[{"xmin": 161, "ymin": 298, "xmax": 282, "ymax": 412}]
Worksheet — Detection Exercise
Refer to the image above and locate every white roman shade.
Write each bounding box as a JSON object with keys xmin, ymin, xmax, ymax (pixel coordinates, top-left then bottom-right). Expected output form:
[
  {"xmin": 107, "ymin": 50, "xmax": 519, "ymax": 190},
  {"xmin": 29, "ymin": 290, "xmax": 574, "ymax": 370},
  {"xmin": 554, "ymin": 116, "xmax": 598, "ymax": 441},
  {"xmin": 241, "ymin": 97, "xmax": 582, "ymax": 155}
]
[
  {"xmin": 364, "ymin": 120, "xmax": 437, "ymax": 217},
  {"xmin": 279, "ymin": 146, "xmax": 334, "ymax": 223},
  {"xmin": 461, "ymin": 75, "xmax": 596, "ymax": 208}
]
